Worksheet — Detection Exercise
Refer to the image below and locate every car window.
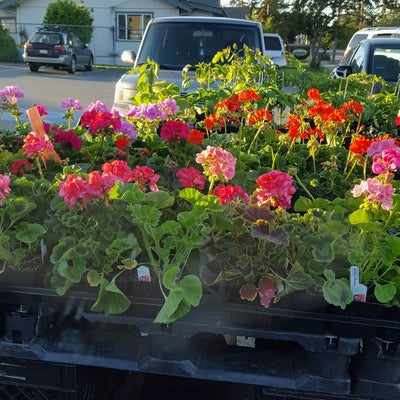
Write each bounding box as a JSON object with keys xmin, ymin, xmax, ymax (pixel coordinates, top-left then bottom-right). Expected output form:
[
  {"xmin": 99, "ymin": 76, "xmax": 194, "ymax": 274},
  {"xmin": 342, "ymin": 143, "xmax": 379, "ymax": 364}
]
[
  {"xmin": 349, "ymin": 45, "xmax": 365, "ymax": 73},
  {"xmin": 137, "ymin": 21, "xmax": 262, "ymax": 68},
  {"xmin": 264, "ymin": 36, "xmax": 282, "ymax": 51},
  {"xmin": 70, "ymin": 33, "xmax": 82, "ymax": 47},
  {"xmin": 347, "ymin": 34, "xmax": 368, "ymax": 49},
  {"xmin": 373, "ymin": 46, "xmax": 400, "ymax": 82}
]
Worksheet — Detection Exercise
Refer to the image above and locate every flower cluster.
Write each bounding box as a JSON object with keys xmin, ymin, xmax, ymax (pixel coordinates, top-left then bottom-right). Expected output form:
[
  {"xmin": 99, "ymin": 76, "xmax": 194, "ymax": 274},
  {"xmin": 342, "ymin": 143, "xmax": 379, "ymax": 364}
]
[
  {"xmin": 59, "ymin": 160, "xmax": 159, "ymax": 210},
  {"xmin": 1, "ymin": 62, "xmax": 400, "ymax": 323}
]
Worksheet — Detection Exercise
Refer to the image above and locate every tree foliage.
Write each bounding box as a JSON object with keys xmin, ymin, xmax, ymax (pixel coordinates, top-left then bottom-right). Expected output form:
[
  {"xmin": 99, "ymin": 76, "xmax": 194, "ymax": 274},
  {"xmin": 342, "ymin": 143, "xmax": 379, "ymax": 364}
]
[
  {"xmin": 228, "ymin": 0, "xmax": 400, "ymax": 69},
  {"xmin": 43, "ymin": 0, "xmax": 94, "ymax": 44}
]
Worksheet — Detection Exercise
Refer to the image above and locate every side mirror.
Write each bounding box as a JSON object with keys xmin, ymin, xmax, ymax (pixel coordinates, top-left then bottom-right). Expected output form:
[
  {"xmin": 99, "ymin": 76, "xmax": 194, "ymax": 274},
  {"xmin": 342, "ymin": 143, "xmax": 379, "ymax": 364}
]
[
  {"xmin": 332, "ymin": 64, "xmax": 353, "ymax": 78},
  {"xmin": 121, "ymin": 50, "xmax": 136, "ymax": 64}
]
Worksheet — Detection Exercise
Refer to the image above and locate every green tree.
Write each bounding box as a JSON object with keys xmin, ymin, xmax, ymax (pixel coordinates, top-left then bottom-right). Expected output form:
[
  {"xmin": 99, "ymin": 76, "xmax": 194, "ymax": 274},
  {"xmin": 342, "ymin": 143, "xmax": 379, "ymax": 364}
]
[{"xmin": 43, "ymin": 0, "xmax": 94, "ymax": 44}]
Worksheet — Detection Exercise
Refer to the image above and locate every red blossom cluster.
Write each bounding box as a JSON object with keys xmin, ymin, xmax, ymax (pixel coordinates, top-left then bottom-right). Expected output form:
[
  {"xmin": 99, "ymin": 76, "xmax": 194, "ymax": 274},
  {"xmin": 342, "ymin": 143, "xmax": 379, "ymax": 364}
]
[
  {"xmin": 51, "ymin": 126, "xmax": 83, "ymax": 150},
  {"xmin": 285, "ymin": 88, "xmax": 364, "ymax": 142},
  {"xmin": 204, "ymin": 89, "xmax": 267, "ymax": 131}
]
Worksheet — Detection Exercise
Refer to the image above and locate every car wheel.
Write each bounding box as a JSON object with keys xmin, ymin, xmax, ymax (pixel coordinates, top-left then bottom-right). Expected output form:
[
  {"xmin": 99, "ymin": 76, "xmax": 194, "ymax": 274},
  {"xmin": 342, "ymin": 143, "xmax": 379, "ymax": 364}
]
[
  {"xmin": 29, "ymin": 64, "xmax": 39, "ymax": 72},
  {"xmin": 85, "ymin": 56, "xmax": 93, "ymax": 71},
  {"xmin": 68, "ymin": 57, "xmax": 76, "ymax": 74}
]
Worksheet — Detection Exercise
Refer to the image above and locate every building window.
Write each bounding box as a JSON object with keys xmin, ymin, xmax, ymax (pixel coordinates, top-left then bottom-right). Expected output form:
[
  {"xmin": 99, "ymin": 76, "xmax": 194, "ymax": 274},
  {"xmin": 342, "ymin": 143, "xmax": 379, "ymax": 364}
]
[
  {"xmin": 117, "ymin": 13, "xmax": 152, "ymax": 41},
  {"xmin": 1, "ymin": 18, "xmax": 17, "ymax": 34}
]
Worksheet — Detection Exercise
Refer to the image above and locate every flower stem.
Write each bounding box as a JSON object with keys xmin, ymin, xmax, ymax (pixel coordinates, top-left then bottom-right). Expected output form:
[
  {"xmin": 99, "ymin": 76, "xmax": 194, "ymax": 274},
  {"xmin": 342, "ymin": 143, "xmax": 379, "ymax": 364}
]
[
  {"xmin": 35, "ymin": 157, "xmax": 44, "ymax": 179},
  {"xmin": 293, "ymin": 173, "xmax": 315, "ymax": 201}
]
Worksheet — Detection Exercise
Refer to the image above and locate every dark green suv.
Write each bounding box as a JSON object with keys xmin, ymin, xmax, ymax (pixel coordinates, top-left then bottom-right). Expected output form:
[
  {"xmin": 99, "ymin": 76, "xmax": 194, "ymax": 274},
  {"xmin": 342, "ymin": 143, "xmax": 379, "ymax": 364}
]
[{"xmin": 23, "ymin": 26, "xmax": 93, "ymax": 74}]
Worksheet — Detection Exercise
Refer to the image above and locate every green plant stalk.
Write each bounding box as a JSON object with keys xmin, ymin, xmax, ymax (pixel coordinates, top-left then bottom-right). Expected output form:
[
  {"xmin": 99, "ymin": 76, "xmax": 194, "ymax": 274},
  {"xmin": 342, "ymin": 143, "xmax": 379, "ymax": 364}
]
[
  {"xmin": 35, "ymin": 157, "xmax": 44, "ymax": 179},
  {"xmin": 247, "ymin": 126, "xmax": 263, "ymax": 155},
  {"xmin": 293, "ymin": 173, "xmax": 315, "ymax": 201}
]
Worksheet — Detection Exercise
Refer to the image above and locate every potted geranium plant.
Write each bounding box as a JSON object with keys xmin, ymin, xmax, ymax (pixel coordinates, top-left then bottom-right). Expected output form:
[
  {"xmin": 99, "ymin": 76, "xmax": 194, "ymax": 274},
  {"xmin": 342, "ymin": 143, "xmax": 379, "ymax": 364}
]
[{"xmin": 1, "ymin": 47, "xmax": 400, "ymax": 325}]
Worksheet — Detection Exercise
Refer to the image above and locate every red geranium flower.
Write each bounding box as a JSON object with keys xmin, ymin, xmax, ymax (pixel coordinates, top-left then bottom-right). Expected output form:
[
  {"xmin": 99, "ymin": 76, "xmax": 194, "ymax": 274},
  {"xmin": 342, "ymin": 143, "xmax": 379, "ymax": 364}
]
[
  {"xmin": 11, "ymin": 159, "xmax": 32, "ymax": 176},
  {"xmin": 187, "ymin": 129, "xmax": 205, "ymax": 145}
]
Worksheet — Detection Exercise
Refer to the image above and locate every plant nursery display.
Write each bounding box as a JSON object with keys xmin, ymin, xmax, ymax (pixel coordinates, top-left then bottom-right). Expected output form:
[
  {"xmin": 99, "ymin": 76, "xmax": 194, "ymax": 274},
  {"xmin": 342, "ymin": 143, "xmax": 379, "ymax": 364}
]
[{"xmin": 1, "ymin": 47, "xmax": 400, "ymax": 327}]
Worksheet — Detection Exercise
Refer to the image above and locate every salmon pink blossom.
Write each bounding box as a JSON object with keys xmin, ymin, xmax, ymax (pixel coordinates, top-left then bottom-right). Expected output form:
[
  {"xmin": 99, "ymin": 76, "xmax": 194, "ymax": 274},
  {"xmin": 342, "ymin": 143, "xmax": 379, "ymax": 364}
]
[
  {"xmin": 196, "ymin": 146, "xmax": 236, "ymax": 182},
  {"xmin": 351, "ymin": 178, "xmax": 395, "ymax": 210}
]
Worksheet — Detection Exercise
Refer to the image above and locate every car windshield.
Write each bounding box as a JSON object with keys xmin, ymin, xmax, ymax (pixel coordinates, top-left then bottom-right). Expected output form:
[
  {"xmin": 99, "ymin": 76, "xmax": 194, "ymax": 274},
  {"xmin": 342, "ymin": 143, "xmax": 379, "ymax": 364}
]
[
  {"xmin": 372, "ymin": 45, "xmax": 400, "ymax": 82},
  {"xmin": 136, "ymin": 21, "xmax": 262, "ymax": 68}
]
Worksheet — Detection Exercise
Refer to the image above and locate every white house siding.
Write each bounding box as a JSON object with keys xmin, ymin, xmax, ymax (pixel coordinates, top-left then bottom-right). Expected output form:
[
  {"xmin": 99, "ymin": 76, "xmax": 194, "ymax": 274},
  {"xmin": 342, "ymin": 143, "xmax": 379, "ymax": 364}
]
[{"xmin": 8, "ymin": 0, "xmax": 216, "ymax": 66}]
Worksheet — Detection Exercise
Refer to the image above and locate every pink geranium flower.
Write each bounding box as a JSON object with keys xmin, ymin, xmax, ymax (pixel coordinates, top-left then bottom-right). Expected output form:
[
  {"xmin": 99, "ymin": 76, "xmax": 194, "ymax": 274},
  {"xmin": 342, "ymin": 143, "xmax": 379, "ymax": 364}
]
[
  {"xmin": 58, "ymin": 174, "xmax": 92, "ymax": 210},
  {"xmin": 367, "ymin": 138, "xmax": 398, "ymax": 157},
  {"xmin": 0, "ymin": 174, "xmax": 11, "ymax": 206},
  {"xmin": 102, "ymin": 160, "xmax": 133, "ymax": 184},
  {"xmin": 23, "ymin": 131, "xmax": 55, "ymax": 158},
  {"xmin": 372, "ymin": 147, "xmax": 400, "ymax": 176},
  {"xmin": 351, "ymin": 178, "xmax": 395, "ymax": 210},
  {"xmin": 196, "ymin": 146, "xmax": 236, "ymax": 182},
  {"xmin": 160, "ymin": 120, "xmax": 190, "ymax": 142},
  {"xmin": 176, "ymin": 167, "xmax": 206, "ymax": 190},
  {"xmin": 255, "ymin": 170, "xmax": 296, "ymax": 209}
]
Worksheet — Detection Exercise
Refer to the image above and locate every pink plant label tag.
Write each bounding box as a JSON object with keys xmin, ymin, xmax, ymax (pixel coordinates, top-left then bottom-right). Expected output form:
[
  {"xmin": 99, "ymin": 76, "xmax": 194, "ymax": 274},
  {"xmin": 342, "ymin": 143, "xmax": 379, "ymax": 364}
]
[
  {"xmin": 350, "ymin": 266, "xmax": 367, "ymax": 302},
  {"xmin": 137, "ymin": 265, "xmax": 151, "ymax": 282}
]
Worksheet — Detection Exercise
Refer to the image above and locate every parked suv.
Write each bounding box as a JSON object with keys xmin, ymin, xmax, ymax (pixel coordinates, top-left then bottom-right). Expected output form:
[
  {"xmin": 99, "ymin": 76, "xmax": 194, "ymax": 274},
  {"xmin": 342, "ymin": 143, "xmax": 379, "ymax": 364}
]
[
  {"xmin": 263, "ymin": 33, "xmax": 287, "ymax": 67},
  {"xmin": 344, "ymin": 26, "xmax": 400, "ymax": 55},
  {"xmin": 113, "ymin": 16, "xmax": 265, "ymax": 113},
  {"xmin": 23, "ymin": 26, "xmax": 93, "ymax": 74}
]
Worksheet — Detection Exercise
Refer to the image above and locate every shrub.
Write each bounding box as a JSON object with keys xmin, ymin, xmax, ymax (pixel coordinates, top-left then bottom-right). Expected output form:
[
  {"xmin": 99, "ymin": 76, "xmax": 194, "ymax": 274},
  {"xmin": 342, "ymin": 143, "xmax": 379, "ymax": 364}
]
[{"xmin": 0, "ymin": 27, "xmax": 17, "ymax": 62}]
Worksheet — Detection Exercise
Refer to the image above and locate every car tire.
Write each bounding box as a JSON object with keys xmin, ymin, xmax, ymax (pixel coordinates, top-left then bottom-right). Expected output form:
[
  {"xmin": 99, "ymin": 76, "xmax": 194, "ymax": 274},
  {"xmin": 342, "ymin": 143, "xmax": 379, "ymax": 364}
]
[
  {"xmin": 29, "ymin": 64, "xmax": 39, "ymax": 72},
  {"xmin": 68, "ymin": 57, "xmax": 76, "ymax": 74},
  {"xmin": 85, "ymin": 56, "xmax": 93, "ymax": 71}
]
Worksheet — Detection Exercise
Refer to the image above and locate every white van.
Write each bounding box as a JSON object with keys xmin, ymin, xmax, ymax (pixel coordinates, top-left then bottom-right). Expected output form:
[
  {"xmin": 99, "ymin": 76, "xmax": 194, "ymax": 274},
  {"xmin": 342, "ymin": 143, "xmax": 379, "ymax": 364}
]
[
  {"xmin": 345, "ymin": 27, "xmax": 400, "ymax": 55},
  {"xmin": 263, "ymin": 33, "xmax": 287, "ymax": 67},
  {"xmin": 113, "ymin": 16, "xmax": 265, "ymax": 114}
]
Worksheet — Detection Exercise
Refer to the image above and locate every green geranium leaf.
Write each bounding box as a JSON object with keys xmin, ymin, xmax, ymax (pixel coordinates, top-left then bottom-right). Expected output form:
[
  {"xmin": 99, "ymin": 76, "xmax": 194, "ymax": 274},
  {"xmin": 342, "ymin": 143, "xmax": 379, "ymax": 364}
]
[
  {"xmin": 105, "ymin": 233, "xmax": 139, "ymax": 259},
  {"xmin": 179, "ymin": 188, "xmax": 224, "ymax": 211},
  {"xmin": 7, "ymin": 198, "xmax": 36, "ymax": 225},
  {"xmin": 145, "ymin": 190, "xmax": 174, "ymax": 208},
  {"xmin": 178, "ymin": 275, "xmax": 203, "ymax": 307},
  {"xmin": 293, "ymin": 196, "xmax": 314, "ymax": 212},
  {"xmin": 154, "ymin": 288, "xmax": 184, "ymax": 324},
  {"xmin": 285, "ymin": 264, "xmax": 315, "ymax": 292},
  {"xmin": 322, "ymin": 278, "xmax": 353, "ymax": 309},
  {"xmin": 15, "ymin": 223, "xmax": 46, "ymax": 244},
  {"xmin": 374, "ymin": 282, "xmax": 397, "ymax": 303},
  {"xmin": 87, "ymin": 270, "xmax": 102, "ymax": 287},
  {"xmin": 130, "ymin": 204, "xmax": 162, "ymax": 227},
  {"xmin": 162, "ymin": 266, "xmax": 180, "ymax": 290},
  {"xmin": 57, "ymin": 259, "xmax": 86, "ymax": 283},
  {"xmin": 91, "ymin": 278, "xmax": 131, "ymax": 316}
]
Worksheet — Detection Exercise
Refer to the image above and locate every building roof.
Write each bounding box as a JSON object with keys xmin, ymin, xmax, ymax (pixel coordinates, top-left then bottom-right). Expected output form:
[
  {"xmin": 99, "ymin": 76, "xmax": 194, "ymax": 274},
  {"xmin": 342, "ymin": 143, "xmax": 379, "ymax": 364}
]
[
  {"xmin": 164, "ymin": 0, "xmax": 225, "ymax": 15},
  {"xmin": 222, "ymin": 6, "xmax": 250, "ymax": 19},
  {"xmin": 0, "ymin": 0, "xmax": 18, "ymax": 9}
]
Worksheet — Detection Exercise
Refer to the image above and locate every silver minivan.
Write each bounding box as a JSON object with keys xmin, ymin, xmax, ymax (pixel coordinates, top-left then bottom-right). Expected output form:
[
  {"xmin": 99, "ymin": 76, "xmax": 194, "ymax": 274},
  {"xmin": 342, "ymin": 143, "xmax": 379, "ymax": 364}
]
[{"xmin": 113, "ymin": 16, "xmax": 265, "ymax": 114}]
